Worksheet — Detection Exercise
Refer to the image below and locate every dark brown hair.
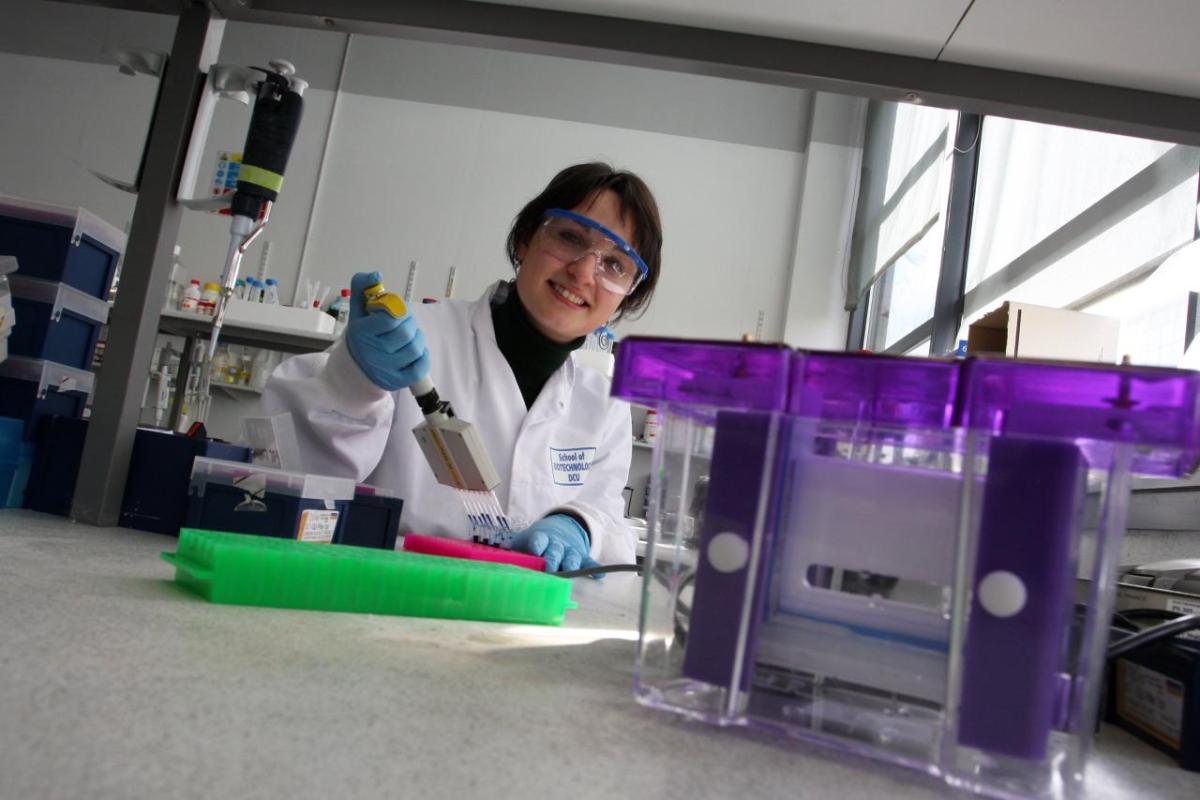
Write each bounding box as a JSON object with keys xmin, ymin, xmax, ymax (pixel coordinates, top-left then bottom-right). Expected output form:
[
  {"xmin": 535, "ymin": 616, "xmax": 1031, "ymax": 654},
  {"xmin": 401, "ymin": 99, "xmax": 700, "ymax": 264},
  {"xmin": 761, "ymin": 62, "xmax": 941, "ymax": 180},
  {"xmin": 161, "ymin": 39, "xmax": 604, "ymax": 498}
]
[{"xmin": 506, "ymin": 162, "xmax": 662, "ymax": 321}]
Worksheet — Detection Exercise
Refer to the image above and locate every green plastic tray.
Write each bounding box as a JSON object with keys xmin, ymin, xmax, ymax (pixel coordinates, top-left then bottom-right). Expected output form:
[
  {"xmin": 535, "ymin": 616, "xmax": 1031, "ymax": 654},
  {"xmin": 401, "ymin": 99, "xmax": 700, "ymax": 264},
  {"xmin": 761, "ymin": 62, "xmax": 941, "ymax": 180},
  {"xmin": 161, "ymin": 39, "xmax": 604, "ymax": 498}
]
[{"xmin": 162, "ymin": 528, "xmax": 576, "ymax": 625}]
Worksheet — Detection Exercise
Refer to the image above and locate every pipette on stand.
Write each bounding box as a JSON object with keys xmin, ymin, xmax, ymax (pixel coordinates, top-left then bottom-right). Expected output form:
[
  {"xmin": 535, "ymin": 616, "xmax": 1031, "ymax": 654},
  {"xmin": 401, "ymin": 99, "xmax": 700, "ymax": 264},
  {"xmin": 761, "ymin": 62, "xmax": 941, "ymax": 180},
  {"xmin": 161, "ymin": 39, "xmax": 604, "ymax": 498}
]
[{"xmin": 196, "ymin": 60, "xmax": 306, "ymax": 424}]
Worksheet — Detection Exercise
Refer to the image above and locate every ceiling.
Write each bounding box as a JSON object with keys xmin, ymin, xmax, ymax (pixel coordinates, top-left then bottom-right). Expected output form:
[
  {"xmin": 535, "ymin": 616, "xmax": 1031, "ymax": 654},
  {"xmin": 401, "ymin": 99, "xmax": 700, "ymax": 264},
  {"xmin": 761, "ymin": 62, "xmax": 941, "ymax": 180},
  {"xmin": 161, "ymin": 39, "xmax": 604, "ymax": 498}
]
[
  {"xmin": 482, "ymin": 0, "xmax": 1200, "ymax": 100},
  {"xmin": 45, "ymin": 0, "xmax": 1200, "ymax": 143}
]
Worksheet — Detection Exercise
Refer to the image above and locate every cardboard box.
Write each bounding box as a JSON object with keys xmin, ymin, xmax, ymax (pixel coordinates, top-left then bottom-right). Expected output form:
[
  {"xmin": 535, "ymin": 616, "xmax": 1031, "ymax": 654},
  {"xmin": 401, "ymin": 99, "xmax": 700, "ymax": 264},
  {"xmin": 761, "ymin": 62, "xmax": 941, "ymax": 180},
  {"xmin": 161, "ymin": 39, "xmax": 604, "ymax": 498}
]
[{"xmin": 967, "ymin": 301, "xmax": 1120, "ymax": 362}]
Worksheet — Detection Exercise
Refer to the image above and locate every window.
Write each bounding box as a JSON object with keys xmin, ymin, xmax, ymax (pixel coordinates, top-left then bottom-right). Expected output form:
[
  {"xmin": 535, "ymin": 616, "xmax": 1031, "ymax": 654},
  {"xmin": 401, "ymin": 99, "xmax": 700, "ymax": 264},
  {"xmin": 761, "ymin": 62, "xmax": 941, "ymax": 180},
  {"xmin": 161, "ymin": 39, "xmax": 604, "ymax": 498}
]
[
  {"xmin": 959, "ymin": 118, "xmax": 1200, "ymax": 362},
  {"xmin": 847, "ymin": 109, "xmax": 1200, "ymax": 367},
  {"xmin": 847, "ymin": 101, "xmax": 958, "ymax": 353}
]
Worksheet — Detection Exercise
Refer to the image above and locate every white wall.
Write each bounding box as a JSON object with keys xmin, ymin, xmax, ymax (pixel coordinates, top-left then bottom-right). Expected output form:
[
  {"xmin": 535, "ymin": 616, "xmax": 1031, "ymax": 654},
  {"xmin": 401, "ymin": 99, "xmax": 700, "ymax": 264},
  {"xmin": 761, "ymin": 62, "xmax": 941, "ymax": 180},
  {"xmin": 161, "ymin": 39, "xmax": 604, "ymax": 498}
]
[
  {"xmin": 783, "ymin": 92, "xmax": 867, "ymax": 349},
  {"xmin": 301, "ymin": 92, "xmax": 806, "ymax": 341},
  {"xmin": 0, "ymin": 50, "xmax": 149, "ymax": 241}
]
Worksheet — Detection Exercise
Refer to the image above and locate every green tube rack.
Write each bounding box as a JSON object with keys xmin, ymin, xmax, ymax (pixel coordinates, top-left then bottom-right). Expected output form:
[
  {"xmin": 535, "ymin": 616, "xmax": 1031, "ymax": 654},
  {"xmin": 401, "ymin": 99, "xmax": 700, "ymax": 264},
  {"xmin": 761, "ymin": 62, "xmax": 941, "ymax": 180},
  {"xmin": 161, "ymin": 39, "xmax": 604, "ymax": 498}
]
[{"xmin": 162, "ymin": 528, "xmax": 577, "ymax": 625}]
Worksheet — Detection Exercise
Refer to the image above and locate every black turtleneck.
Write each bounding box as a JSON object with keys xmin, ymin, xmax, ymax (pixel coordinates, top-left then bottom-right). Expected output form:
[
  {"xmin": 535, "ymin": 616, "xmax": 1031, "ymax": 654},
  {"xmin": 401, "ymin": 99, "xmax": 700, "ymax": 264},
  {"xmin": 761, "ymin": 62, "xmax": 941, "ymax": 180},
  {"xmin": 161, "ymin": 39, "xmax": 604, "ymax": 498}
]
[{"xmin": 492, "ymin": 284, "xmax": 585, "ymax": 409}]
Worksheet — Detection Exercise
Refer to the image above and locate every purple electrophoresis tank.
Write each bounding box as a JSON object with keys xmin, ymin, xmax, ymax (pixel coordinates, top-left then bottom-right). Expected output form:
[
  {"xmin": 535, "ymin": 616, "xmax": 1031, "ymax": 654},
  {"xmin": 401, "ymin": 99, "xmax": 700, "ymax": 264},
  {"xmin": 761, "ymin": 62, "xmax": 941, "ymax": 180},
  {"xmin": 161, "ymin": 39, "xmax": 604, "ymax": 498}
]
[{"xmin": 613, "ymin": 337, "xmax": 1200, "ymax": 799}]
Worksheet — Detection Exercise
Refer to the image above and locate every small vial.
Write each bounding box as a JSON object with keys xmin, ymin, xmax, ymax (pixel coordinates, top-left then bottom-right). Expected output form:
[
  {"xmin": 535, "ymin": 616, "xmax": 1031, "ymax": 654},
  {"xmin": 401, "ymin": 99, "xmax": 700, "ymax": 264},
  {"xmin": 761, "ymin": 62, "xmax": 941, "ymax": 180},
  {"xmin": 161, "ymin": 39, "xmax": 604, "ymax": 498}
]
[
  {"xmin": 264, "ymin": 278, "xmax": 280, "ymax": 305},
  {"xmin": 164, "ymin": 245, "xmax": 183, "ymax": 310},
  {"xmin": 335, "ymin": 288, "xmax": 351, "ymax": 335}
]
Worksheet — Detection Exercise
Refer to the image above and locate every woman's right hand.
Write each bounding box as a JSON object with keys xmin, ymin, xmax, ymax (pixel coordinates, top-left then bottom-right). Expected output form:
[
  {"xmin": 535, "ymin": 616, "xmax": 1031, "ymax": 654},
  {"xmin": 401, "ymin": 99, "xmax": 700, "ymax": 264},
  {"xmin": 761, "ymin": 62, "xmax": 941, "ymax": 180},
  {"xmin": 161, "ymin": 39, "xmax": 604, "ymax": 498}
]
[{"xmin": 344, "ymin": 271, "xmax": 431, "ymax": 391}]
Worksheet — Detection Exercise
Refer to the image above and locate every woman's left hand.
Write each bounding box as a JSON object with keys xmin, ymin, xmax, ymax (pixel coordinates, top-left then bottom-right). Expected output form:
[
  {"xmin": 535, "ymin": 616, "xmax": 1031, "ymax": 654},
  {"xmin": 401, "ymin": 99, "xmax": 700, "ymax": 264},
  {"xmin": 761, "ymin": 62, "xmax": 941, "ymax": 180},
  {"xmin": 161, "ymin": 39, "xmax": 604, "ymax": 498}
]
[{"xmin": 508, "ymin": 515, "xmax": 603, "ymax": 577}]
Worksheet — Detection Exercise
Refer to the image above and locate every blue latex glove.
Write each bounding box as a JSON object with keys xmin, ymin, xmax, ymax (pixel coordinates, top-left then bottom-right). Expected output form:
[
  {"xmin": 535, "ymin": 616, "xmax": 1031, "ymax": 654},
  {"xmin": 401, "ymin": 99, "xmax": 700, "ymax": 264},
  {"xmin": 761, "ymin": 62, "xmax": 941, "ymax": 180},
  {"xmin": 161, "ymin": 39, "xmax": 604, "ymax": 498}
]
[
  {"xmin": 345, "ymin": 271, "xmax": 431, "ymax": 391},
  {"xmin": 508, "ymin": 514, "xmax": 603, "ymax": 577}
]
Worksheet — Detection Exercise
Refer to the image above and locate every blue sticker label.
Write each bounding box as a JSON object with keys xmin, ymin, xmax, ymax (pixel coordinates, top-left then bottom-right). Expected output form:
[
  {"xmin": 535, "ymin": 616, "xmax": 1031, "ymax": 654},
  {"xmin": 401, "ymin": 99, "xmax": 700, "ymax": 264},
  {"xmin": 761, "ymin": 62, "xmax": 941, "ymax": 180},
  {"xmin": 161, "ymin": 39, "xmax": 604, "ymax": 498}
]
[{"xmin": 550, "ymin": 446, "xmax": 596, "ymax": 486}]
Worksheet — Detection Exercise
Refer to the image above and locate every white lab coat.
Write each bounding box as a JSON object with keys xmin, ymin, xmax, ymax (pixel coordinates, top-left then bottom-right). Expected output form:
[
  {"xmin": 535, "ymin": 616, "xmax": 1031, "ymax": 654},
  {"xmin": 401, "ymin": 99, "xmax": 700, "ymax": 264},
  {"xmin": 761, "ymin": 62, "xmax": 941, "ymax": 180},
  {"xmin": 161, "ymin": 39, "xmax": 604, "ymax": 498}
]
[{"xmin": 262, "ymin": 280, "xmax": 636, "ymax": 564}]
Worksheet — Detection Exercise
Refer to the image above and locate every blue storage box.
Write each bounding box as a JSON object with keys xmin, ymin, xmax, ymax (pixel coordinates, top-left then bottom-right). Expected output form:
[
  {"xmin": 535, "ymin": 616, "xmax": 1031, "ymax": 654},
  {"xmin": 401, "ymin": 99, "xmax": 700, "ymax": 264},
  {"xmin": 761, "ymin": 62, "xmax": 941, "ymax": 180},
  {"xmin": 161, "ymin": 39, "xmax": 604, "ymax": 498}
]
[
  {"xmin": 338, "ymin": 485, "xmax": 404, "ymax": 549},
  {"xmin": 0, "ymin": 416, "xmax": 34, "ymax": 508},
  {"xmin": 186, "ymin": 457, "xmax": 355, "ymax": 543},
  {"xmin": 23, "ymin": 415, "xmax": 88, "ymax": 515},
  {"xmin": 0, "ymin": 356, "xmax": 94, "ymax": 440},
  {"xmin": 8, "ymin": 275, "xmax": 109, "ymax": 369},
  {"xmin": 120, "ymin": 429, "xmax": 251, "ymax": 535},
  {"xmin": 0, "ymin": 195, "xmax": 124, "ymax": 300}
]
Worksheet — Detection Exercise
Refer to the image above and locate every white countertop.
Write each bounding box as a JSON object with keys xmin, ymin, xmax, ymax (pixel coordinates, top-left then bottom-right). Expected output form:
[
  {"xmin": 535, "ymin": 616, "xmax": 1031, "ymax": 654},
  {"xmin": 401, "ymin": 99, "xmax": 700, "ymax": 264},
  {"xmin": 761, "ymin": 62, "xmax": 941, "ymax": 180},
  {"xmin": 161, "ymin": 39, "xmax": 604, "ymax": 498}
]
[{"xmin": 1, "ymin": 509, "xmax": 1197, "ymax": 800}]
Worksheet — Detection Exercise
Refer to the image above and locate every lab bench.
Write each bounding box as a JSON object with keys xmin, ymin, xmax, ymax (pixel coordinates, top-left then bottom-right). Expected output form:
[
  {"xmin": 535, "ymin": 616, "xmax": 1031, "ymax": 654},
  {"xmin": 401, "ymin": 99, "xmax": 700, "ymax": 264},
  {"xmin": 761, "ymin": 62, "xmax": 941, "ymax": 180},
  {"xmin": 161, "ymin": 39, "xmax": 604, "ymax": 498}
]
[{"xmin": 1, "ymin": 510, "xmax": 1197, "ymax": 800}]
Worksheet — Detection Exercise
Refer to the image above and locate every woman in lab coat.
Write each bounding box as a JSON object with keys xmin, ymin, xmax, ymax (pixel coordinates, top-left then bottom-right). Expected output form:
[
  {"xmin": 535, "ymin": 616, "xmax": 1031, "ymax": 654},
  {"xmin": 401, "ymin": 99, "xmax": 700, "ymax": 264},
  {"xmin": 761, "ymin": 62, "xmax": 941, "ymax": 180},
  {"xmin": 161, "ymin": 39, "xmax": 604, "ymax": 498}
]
[{"xmin": 263, "ymin": 163, "xmax": 662, "ymax": 573}]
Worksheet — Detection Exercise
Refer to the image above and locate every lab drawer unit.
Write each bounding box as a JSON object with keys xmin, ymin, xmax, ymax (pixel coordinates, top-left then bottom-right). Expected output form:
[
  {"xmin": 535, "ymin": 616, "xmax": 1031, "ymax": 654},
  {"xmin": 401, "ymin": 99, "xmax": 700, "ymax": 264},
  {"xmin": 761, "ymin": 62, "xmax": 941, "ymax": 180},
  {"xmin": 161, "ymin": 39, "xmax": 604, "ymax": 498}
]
[
  {"xmin": 338, "ymin": 486, "xmax": 404, "ymax": 549},
  {"xmin": 120, "ymin": 430, "xmax": 251, "ymax": 535},
  {"xmin": 0, "ymin": 356, "xmax": 94, "ymax": 440},
  {"xmin": 7, "ymin": 275, "xmax": 109, "ymax": 369},
  {"xmin": 613, "ymin": 337, "xmax": 1200, "ymax": 800},
  {"xmin": 186, "ymin": 457, "xmax": 355, "ymax": 544},
  {"xmin": 0, "ymin": 195, "xmax": 124, "ymax": 301}
]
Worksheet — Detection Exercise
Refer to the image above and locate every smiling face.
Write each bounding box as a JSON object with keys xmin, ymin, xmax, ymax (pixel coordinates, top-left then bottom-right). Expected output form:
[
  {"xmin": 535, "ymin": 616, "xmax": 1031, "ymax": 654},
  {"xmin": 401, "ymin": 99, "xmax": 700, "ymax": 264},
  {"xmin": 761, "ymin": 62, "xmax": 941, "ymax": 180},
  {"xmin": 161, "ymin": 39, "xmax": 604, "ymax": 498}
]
[{"xmin": 514, "ymin": 189, "xmax": 634, "ymax": 343}]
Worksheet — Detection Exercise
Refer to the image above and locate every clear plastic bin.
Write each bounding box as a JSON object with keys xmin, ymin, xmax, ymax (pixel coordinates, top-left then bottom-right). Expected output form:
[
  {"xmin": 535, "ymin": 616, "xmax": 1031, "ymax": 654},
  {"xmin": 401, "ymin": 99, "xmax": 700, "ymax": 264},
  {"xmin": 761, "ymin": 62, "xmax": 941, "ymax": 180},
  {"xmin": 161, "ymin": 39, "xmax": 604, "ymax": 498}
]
[
  {"xmin": 0, "ymin": 195, "xmax": 125, "ymax": 300},
  {"xmin": 187, "ymin": 456, "xmax": 356, "ymax": 543},
  {"xmin": 0, "ymin": 355, "xmax": 95, "ymax": 439},
  {"xmin": 612, "ymin": 337, "xmax": 1200, "ymax": 800},
  {"xmin": 8, "ymin": 274, "xmax": 109, "ymax": 369}
]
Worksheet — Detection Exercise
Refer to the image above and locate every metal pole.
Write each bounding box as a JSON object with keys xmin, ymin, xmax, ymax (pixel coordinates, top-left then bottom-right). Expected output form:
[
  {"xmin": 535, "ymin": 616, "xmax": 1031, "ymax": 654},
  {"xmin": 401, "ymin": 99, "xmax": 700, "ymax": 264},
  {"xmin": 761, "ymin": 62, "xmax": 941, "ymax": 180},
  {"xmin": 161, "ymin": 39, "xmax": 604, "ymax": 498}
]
[
  {"xmin": 72, "ymin": 4, "xmax": 225, "ymax": 525},
  {"xmin": 930, "ymin": 113, "xmax": 982, "ymax": 356}
]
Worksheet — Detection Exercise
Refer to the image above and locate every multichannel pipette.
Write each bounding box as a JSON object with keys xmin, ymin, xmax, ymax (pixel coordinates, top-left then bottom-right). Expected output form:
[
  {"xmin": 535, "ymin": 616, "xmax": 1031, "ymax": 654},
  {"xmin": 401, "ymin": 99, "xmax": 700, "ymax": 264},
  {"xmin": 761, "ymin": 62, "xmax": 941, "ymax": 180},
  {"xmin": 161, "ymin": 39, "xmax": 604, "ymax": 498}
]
[{"xmin": 361, "ymin": 281, "xmax": 512, "ymax": 541}]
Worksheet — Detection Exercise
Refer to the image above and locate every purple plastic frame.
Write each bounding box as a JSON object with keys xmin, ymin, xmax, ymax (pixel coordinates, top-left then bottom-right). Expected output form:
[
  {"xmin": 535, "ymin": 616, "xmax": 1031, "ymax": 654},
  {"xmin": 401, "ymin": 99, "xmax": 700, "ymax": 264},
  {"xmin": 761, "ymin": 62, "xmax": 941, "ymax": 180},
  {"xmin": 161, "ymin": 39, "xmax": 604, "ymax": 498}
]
[{"xmin": 612, "ymin": 338, "xmax": 1200, "ymax": 476}]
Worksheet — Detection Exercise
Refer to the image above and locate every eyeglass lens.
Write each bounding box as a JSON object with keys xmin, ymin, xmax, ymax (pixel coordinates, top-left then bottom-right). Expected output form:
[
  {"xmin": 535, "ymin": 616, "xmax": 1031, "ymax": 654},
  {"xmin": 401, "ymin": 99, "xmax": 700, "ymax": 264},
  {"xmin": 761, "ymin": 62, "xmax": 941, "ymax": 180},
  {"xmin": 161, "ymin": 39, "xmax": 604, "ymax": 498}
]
[{"xmin": 541, "ymin": 219, "xmax": 638, "ymax": 294}]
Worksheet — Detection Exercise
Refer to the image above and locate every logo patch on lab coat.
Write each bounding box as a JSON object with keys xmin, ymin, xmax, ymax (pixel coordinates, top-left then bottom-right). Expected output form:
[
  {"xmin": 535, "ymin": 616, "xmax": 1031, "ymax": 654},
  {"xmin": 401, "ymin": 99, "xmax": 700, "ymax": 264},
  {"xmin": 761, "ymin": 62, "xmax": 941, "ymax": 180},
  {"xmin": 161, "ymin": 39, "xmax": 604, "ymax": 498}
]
[{"xmin": 550, "ymin": 446, "xmax": 596, "ymax": 486}]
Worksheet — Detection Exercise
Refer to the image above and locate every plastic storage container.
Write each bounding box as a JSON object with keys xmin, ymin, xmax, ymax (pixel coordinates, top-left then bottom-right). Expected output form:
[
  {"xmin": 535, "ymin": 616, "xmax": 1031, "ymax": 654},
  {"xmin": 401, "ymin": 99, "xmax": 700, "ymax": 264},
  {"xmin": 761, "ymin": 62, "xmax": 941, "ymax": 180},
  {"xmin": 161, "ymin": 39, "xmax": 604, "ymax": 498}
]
[
  {"xmin": 23, "ymin": 415, "xmax": 88, "ymax": 515},
  {"xmin": 186, "ymin": 457, "xmax": 355, "ymax": 543},
  {"xmin": 338, "ymin": 484, "xmax": 404, "ymax": 549},
  {"xmin": 0, "ymin": 416, "xmax": 33, "ymax": 507},
  {"xmin": 0, "ymin": 195, "xmax": 125, "ymax": 300},
  {"xmin": 612, "ymin": 337, "xmax": 1200, "ymax": 800},
  {"xmin": 163, "ymin": 528, "xmax": 576, "ymax": 625},
  {"xmin": 7, "ymin": 275, "xmax": 109, "ymax": 369},
  {"xmin": 120, "ymin": 430, "xmax": 251, "ymax": 535},
  {"xmin": 0, "ymin": 356, "xmax": 94, "ymax": 440}
]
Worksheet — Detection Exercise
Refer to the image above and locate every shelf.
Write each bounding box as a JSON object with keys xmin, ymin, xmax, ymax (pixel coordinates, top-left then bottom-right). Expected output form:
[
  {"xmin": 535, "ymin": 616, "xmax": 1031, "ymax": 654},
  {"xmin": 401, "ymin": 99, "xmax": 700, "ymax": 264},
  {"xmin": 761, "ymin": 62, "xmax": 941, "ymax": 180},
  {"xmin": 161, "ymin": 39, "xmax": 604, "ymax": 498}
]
[
  {"xmin": 632, "ymin": 439, "xmax": 655, "ymax": 450},
  {"xmin": 212, "ymin": 382, "xmax": 262, "ymax": 399},
  {"xmin": 159, "ymin": 308, "xmax": 335, "ymax": 355}
]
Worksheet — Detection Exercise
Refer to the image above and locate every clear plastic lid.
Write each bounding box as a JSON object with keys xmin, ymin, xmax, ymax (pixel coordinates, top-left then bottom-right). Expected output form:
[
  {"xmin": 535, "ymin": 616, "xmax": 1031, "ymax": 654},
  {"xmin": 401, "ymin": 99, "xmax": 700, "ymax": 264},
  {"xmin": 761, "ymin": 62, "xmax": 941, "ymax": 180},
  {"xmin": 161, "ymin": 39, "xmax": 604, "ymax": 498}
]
[
  {"xmin": 355, "ymin": 483, "xmax": 402, "ymax": 500},
  {"xmin": 190, "ymin": 456, "xmax": 356, "ymax": 501},
  {"xmin": 0, "ymin": 194, "xmax": 126, "ymax": 255},
  {"xmin": 0, "ymin": 355, "xmax": 95, "ymax": 398},
  {"xmin": 8, "ymin": 275, "xmax": 110, "ymax": 324},
  {"xmin": 611, "ymin": 337, "xmax": 791, "ymax": 411}
]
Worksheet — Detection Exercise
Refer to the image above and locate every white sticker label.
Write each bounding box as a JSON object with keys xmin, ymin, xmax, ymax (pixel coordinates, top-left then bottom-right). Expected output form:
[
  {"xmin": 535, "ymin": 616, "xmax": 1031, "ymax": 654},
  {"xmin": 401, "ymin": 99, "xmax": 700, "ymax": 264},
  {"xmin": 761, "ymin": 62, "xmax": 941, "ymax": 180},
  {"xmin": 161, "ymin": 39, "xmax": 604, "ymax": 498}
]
[
  {"xmin": 1167, "ymin": 597, "xmax": 1200, "ymax": 642},
  {"xmin": 550, "ymin": 446, "xmax": 595, "ymax": 487},
  {"xmin": 296, "ymin": 509, "xmax": 339, "ymax": 543},
  {"xmin": 1116, "ymin": 660, "xmax": 1185, "ymax": 749}
]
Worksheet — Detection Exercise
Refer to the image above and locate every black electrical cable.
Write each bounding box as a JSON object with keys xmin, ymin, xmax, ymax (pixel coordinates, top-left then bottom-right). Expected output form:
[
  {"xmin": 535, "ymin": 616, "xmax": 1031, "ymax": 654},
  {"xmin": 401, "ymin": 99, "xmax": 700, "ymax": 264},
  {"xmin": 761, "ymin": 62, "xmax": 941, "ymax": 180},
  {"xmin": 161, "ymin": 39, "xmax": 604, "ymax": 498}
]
[
  {"xmin": 558, "ymin": 563, "xmax": 643, "ymax": 579},
  {"xmin": 1107, "ymin": 614, "xmax": 1200, "ymax": 660}
]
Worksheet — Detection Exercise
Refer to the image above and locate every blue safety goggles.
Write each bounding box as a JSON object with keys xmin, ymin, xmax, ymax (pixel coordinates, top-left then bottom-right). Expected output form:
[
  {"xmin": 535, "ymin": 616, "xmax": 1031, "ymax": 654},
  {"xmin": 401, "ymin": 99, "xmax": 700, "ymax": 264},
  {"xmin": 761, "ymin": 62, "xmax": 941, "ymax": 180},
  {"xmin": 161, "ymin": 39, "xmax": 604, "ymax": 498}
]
[{"xmin": 539, "ymin": 208, "xmax": 649, "ymax": 296}]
